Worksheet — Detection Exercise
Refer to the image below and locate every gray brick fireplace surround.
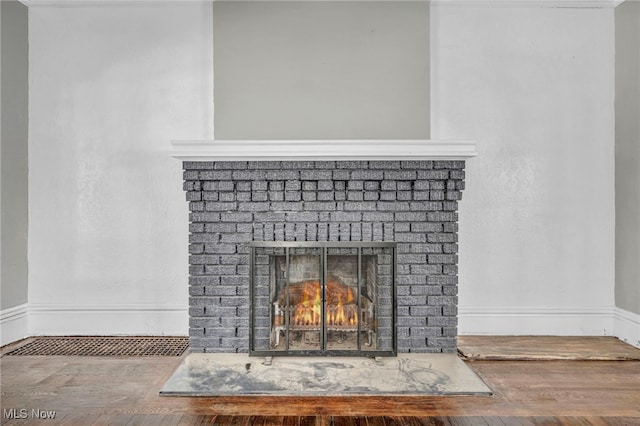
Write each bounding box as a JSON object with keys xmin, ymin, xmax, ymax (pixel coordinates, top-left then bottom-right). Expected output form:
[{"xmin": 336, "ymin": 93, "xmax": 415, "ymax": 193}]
[{"xmin": 180, "ymin": 151, "xmax": 472, "ymax": 354}]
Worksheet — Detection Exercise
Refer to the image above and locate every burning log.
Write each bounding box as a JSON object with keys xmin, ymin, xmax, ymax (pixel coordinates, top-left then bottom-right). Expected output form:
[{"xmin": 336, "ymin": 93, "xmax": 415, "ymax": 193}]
[
  {"xmin": 277, "ymin": 276, "xmax": 360, "ymax": 327},
  {"xmin": 279, "ymin": 276, "xmax": 353, "ymax": 305}
]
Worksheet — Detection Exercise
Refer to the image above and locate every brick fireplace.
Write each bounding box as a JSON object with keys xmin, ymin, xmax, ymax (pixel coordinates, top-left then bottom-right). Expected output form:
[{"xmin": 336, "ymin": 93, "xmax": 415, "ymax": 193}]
[{"xmin": 175, "ymin": 140, "xmax": 476, "ymax": 355}]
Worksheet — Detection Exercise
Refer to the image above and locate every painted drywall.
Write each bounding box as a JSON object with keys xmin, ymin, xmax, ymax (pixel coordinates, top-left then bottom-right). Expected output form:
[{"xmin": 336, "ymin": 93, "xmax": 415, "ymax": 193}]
[
  {"xmin": 431, "ymin": 5, "xmax": 616, "ymax": 334},
  {"xmin": 1, "ymin": 0, "xmax": 29, "ymax": 311},
  {"xmin": 1, "ymin": 0, "xmax": 2, "ymax": 313},
  {"xmin": 26, "ymin": 1, "xmax": 619, "ymax": 339},
  {"xmin": 213, "ymin": 1, "xmax": 429, "ymax": 140},
  {"xmin": 615, "ymin": 1, "xmax": 640, "ymax": 317},
  {"xmin": 28, "ymin": 4, "xmax": 213, "ymax": 334}
]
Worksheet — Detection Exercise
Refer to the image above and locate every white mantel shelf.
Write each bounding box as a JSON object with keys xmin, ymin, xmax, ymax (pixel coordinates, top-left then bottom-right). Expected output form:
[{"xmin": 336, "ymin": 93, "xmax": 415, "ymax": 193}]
[{"xmin": 171, "ymin": 140, "xmax": 477, "ymax": 162}]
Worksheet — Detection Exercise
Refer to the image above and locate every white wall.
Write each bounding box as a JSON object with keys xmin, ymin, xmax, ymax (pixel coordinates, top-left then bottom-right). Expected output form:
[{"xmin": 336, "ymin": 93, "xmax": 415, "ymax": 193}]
[
  {"xmin": 213, "ymin": 1, "xmax": 429, "ymax": 140},
  {"xmin": 1, "ymin": 0, "xmax": 29, "ymax": 345},
  {"xmin": 431, "ymin": 5, "xmax": 616, "ymax": 335},
  {"xmin": 28, "ymin": 3, "xmax": 213, "ymax": 335},
  {"xmin": 22, "ymin": 1, "xmax": 619, "ymax": 340},
  {"xmin": 614, "ymin": 1, "xmax": 640, "ymax": 347}
]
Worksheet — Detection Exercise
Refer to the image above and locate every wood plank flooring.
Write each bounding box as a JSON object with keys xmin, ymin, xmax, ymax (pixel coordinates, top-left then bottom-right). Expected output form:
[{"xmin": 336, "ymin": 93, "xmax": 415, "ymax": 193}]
[
  {"xmin": 2, "ymin": 338, "xmax": 640, "ymax": 425},
  {"xmin": 458, "ymin": 336, "xmax": 640, "ymax": 361}
]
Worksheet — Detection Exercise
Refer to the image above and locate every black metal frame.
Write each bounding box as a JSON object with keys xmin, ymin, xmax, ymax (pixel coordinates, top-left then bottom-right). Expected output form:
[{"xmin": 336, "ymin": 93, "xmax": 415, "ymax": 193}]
[{"xmin": 249, "ymin": 241, "xmax": 397, "ymax": 357}]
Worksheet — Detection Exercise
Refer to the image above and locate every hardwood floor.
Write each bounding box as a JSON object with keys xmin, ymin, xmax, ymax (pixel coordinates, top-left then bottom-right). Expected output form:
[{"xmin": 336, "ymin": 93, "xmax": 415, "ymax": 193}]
[
  {"xmin": 1, "ymin": 345, "xmax": 640, "ymax": 424},
  {"xmin": 458, "ymin": 336, "xmax": 640, "ymax": 361}
]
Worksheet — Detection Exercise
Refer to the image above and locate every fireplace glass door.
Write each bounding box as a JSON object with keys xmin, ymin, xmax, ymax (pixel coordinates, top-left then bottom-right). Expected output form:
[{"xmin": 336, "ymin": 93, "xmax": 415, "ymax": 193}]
[{"xmin": 250, "ymin": 242, "xmax": 396, "ymax": 356}]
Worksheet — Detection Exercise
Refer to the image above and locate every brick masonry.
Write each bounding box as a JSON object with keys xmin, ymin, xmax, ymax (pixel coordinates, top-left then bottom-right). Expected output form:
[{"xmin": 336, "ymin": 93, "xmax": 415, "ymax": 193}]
[{"xmin": 182, "ymin": 160, "xmax": 466, "ymax": 354}]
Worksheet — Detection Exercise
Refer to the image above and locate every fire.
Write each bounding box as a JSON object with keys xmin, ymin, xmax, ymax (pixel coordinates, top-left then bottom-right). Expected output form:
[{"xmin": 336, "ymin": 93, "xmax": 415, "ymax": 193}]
[
  {"xmin": 288, "ymin": 279, "xmax": 358, "ymax": 328},
  {"xmin": 292, "ymin": 281, "xmax": 322, "ymax": 326}
]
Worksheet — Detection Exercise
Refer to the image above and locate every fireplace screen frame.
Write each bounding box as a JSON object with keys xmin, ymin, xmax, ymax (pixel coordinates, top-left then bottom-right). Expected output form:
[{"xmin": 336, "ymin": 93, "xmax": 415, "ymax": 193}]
[{"xmin": 249, "ymin": 241, "xmax": 397, "ymax": 357}]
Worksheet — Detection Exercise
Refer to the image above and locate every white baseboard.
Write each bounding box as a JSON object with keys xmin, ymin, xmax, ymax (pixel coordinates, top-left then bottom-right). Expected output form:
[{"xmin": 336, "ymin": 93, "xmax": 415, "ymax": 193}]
[
  {"xmin": 27, "ymin": 303, "xmax": 188, "ymax": 337},
  {"xmin": 6, "ymin": 303, "xmax": 638, "ymax": 349},
  {"xmin": 613, "ymin": 307, "xmax": 640, "ymax": 348},
  {"xmin": 458, "ymin": 306, "xmax": 615, "ymax": 336},
  {"xmin": 0, "ymin": 303, "xmax": 29, "ymax": 346}
]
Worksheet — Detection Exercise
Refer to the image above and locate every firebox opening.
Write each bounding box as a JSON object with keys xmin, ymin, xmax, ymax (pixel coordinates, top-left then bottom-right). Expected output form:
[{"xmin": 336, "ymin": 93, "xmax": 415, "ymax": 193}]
[{"xmin": 249, "ymin": 242, "xmax": 396, "ymax": 357}]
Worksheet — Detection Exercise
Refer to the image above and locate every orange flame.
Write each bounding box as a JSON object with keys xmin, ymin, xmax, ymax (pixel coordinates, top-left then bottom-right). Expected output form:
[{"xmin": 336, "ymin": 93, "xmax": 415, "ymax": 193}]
[
  {"xmin": 293, "ymin": 281, "xmax": 322, "ymax": 326},
  {"xmin": 290, "ymin": 280, "xmax": 358, "ymax": 327}
]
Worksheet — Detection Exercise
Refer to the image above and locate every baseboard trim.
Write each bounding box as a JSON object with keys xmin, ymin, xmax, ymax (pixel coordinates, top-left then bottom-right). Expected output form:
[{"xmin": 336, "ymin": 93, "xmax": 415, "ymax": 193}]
[
  {"xmin": 458, "ymin": 306, "xmax": 615, "ymax": 336},
  {"xmin": 27, "ymin": 303, "xmax": 188, "ymax": 337},
  {"xmin": 0, "ymin": 303, "xmax": 29, "ymax": 346},
  {"xmin": 613, "ymin": 307, "xmax": 640, "ymax": 348},
  {"xmin": 7, "ymin": 304, "xmax": 638, "ymax": 348}
]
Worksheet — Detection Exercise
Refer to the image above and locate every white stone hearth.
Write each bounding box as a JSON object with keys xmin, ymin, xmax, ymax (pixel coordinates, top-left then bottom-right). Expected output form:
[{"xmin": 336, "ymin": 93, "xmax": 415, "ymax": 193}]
[{"xmin": 160, "ymin": 353, "xmax": 492, "ymax": 396}]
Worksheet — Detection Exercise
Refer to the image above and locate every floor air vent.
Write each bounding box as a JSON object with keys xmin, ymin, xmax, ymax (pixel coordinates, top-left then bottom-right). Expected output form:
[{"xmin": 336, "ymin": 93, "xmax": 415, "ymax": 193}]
[{"xmin": 4, "ymin": 336, "xmax": 188, "ymax": 357}]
